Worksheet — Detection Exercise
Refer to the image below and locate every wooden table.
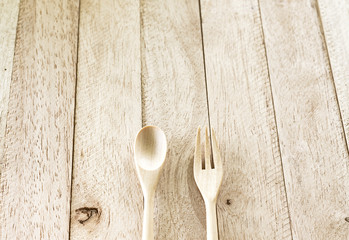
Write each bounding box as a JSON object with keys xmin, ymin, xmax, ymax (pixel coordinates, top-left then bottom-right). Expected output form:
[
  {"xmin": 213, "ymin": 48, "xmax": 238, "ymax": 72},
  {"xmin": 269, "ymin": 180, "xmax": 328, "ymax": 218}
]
[{"xmin": 1, "ymin": 0, "xmax": 349, "ymax": 239}]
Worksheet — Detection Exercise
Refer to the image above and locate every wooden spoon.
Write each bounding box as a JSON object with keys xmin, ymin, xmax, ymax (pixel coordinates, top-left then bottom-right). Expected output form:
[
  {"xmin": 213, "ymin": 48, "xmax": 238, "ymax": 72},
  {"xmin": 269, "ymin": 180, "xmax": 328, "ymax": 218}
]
[{"xmin": 134, "ymin": 125, "xmax": 167, "ymax": 240}]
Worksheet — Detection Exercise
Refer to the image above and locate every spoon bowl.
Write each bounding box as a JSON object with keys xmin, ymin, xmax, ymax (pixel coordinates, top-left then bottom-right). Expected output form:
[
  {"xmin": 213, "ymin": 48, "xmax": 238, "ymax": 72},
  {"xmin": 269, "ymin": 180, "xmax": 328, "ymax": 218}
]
[{"xmin": 134, "ymin": 126, "xmax": 167, "ymax": 171}]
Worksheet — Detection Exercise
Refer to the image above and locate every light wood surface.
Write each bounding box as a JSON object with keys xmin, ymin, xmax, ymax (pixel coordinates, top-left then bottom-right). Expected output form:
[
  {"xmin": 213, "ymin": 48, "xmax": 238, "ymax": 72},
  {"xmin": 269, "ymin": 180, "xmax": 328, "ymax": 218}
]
[
  {"xmin": 0, "ymin": 0, "xmax": 20, "ymax": 173},
  {"xmin": 194, "ymin": 127, "xmax": 223, "ymax": 240},
  {"xmin": 260, "ymin": 0, "xmax": 349, "ymax": 238},
  {"xmin": 1, "ymin": 0, "xmax": 349, "ymax": 239},
  {"xmin": 69, "ymin": 0, "xmax": 142, "ymax": 239},
  {"xmin": 0, "ymin": 0, "xmax": 79, "ymax": 238},
  {"xmin": 140, "ymin": 0, "xmax": 209, "ymax": 238},
  {"xmin": 318, "ymin": 0, "xmax": 349, "ymax": 145},
  {"xmin": 201, "ymin": 0, "xmax": 292, "ymax": 239},
  {"xmin": 134, "ymin": 126, "xmax": 167, "ymax": 240}
]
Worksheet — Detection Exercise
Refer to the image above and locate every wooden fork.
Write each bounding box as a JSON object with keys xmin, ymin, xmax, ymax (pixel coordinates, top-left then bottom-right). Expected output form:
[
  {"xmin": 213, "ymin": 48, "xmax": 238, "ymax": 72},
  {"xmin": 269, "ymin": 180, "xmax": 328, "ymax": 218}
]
[{"xmin": 194, "ymin": 126, "xmax": 223, "ymax": 240}]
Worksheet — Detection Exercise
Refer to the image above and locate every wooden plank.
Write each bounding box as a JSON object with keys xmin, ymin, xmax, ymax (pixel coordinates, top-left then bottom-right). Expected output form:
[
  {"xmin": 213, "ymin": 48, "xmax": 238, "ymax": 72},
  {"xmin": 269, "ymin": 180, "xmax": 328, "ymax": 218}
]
[
  {"xmin": 0, "ymin": 0, "xmax": 20, "ymax": 168},
  {"xmin": 140, "ymin": 0, "xmax": 209, "ymax": 238},
  {"xmin": 318, "ymin": 0, "xmax": 349, "ymax": 146},
  {"xmin": 0, "ymin": 0, "xmax": 79, "ymax": 239},
  {"xmin": 260, "ymin": 0, "xmax": 349, "ymax": 238},
  {"xmin": 201, "ymin": 0, "xmax": 292, "ymax": 239},
  {"xmin": 69, "ymin": 0, "xmax": 142, "ymax": 239}
]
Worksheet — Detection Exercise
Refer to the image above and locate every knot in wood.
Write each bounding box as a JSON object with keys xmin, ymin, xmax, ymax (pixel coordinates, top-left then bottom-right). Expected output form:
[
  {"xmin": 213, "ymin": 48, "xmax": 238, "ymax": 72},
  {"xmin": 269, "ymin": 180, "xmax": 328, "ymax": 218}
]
[{"xmin": 75, "ymin": 207, "xmax": 100, "ymax": 225}]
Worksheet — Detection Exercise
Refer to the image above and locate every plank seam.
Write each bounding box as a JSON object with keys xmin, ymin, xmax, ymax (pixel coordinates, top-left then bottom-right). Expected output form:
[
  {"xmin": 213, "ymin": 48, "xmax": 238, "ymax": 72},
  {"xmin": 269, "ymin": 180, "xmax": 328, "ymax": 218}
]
[
  {"xmin": 0, "ymin": 0, "xmax": 21, "ymax": 165},
  {"xmin": 315, "ymin": 0, "xmax": 349, "ymax": 157},
  {"xmin": 257, "ymin": 0, "xmax": 294, "ymax": 239},
  {"xmin": 0, "ymin": 0, "xmax": 21, "ymax": 185},
  {"xmin": 0, "ymin": 1, "xmax": 21, "ymax": 238},
  {"xmin": 140, "ymin": 0, "xmax": 144, "ymax": 127},
  {"xmin": 198, "ymin": 0, "xmax": 214, "ymax": 166},
  {"xmin": 68, "ymin": 0, "xmax": 82, "ymax": 238},
  {"xmin": 5, "ymin": 0, "xmax": 21, "ymax": 133}
]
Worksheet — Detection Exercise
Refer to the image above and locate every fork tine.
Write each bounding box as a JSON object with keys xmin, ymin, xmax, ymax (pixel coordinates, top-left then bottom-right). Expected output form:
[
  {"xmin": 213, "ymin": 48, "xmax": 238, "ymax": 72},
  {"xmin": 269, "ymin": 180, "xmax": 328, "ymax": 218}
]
[
  {"xmin": 211, "ymin": 128, "xmax": 222, "ymax": 169},
  {"xmin": 205, "ymin": 126, "xmax": 211, "ymax": 169},
  {"xmin": 194, "ymin": 126, "xmax": 202, "ymax": 173}
]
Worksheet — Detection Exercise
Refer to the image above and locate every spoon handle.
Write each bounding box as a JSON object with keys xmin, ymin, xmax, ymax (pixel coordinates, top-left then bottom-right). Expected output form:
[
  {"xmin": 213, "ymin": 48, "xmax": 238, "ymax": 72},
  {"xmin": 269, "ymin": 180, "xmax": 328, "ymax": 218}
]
[
  {"xmin": 205, "ymin": 200, "xmax": 218, "ymax": 240},
  {"xmin": 142, "ymin": 192, "xmax": 155, "ymax": 240}
]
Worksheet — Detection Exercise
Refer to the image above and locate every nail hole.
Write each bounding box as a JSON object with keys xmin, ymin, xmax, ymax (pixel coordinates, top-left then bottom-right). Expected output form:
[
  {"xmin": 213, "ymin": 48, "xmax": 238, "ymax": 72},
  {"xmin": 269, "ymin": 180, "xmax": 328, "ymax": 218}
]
[
  {"xmin": 226, "ymin": 199, "xmax": 231, "ymax": 205},
  {"xmin": 345, "ymin": 217, "xmax": 349, "ymax": 223}
]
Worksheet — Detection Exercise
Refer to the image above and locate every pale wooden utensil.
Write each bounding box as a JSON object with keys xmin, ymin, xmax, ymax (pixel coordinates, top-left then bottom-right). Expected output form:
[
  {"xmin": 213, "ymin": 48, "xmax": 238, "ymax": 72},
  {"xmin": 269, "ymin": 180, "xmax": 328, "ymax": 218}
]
[
  {"xmin": 134, "ymin": 126, "xmax": 167, "ymax": 240},
  {"xmin": 194, "ymin": 127, "xmax": 223, "ymax": 240}
]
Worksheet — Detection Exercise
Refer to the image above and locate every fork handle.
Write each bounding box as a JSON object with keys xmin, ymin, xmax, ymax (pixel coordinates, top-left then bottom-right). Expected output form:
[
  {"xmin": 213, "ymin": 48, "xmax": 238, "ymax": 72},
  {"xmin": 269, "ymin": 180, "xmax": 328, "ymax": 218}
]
[{"xmin": 205, "ymin": 200, "xmax": 219, "ymax": 240}]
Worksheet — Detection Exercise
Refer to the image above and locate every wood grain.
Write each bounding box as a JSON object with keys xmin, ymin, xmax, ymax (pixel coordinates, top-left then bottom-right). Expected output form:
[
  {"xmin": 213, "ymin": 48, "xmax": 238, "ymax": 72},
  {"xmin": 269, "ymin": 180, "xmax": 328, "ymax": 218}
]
[
  {"xmin": 0, "ymin": 0, "xmax": 79, "ymax": 239},
  {"xmin": 69, "ymin": 0, "xmax": 142, "ymax": 239},
  {"xmin": 201, "ymin": 0, "xmax": 292, "ymax": 239},
  {"xmin": 0, "ymin": 0, "xmax": 20, "ymax": 170},
  {"xmin": 260, "ymin": 0, "xmax": 349, "ymax": 238},
  {"xmin": 317, "ymin": 0, "xmax": 349, "ymax": 147},
  {"xmin": 140, "ymin": 0, "xmax": 209, "ymax": 238}
]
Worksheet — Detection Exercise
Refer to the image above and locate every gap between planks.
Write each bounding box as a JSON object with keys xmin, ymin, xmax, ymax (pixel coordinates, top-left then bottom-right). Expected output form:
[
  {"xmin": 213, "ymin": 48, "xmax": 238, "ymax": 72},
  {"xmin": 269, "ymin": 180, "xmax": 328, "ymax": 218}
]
[
  {"xmin": 256, "ymin": 0, "xmax": 294, "ymax": 238},
  {"xmin": 68, "ymin": 0, "xmax": 82, "ymax": 238},
  {"xmin": 315, "ymin": 0, "xmax": 349, "ymax": 156}
]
